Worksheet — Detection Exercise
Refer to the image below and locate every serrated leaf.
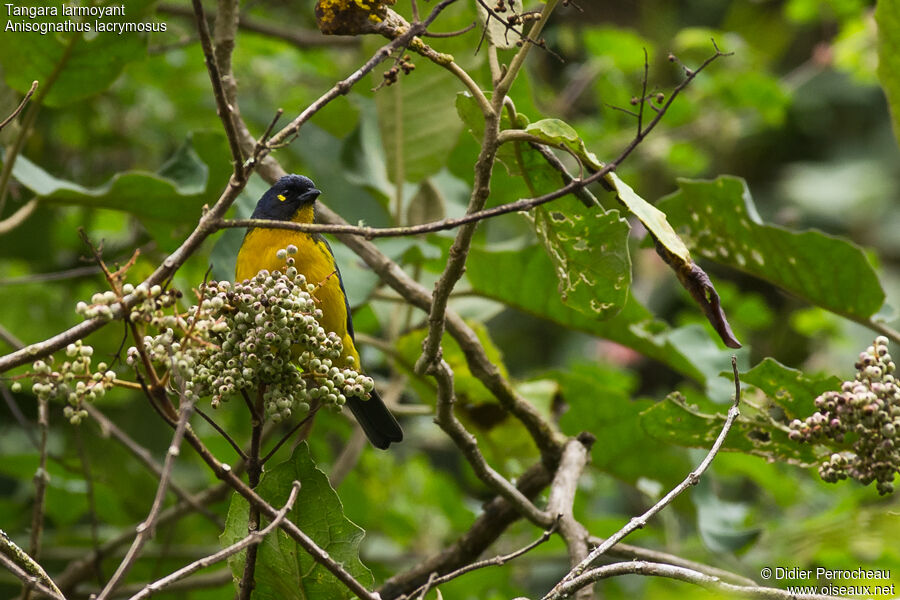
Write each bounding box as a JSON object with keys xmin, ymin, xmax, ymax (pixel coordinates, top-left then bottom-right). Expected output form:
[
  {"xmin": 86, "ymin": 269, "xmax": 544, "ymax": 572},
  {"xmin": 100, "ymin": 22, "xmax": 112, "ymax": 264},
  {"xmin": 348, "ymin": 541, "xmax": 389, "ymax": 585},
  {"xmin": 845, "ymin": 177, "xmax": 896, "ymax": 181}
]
[
  {"xmin": 221, "ymin": 443, "xmax": 373, "ymax": 600},
  {"xmin": 657, "ymin": 176, "xmax": 887, "ymax": 321},
  {"xmin": 640, "ymin": 388, "xmax": 820, "ymax": 465},
  {"xmin": 876, "ymin": 0, "xmax": 900, "ymax": 145},
  {"xmin": 0, "ymin": 0, "xmax": 151, "ymax": 107},
  {"xmin": 10, "ymin": 131, "xmax": 230, "ymax": 222},
  {"xmin": 527, "ymin": 202, "xmax": 631, "ymax": 318}
]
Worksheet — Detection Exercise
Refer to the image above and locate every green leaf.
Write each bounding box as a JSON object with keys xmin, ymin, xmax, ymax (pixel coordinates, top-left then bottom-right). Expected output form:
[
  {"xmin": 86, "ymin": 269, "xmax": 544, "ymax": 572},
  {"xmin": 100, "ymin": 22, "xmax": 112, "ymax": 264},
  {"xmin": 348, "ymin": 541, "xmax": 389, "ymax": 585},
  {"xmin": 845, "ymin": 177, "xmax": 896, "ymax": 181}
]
[
  {"xmin": 0, "ymin": 0, "xmax": 151, "ymax": 107},
  {"xmin": 607, "ymin": 172, "xmax": 692, "ymax": 264},
  {"xmin": 640, "ymin": 388, "xmax": 820, "ymax": 466},
  {"xmin": 10, "ymin": 131, "xmax": 230, "ymax": 222},
  {"xmin": 527, "ymin": 201, "xmax": 631, "ymax": 318},
  {"xmin": 657, "ymin": 176, "xmax": 886, "ymax": 321},
  {"xmin": 465, "ymin": 243, "xmax": 728, "ymax": 385},
  {"xmin": 557, "ymin": 363, "xmax": 690, "ymax": 485},
  {"xmin": 739, "ymin": 358, "xmax": 841, "ymax": 421},
  {"xmin": 692, "ymin": 477, "xmax": 760, "ymax": 553},
  {"xmin": 221, "ymin": 443, "xmax": 373, "ymax": 600},
  {"xmin": 523, "ymin": 119, "xmax": 603, "ymax": 170},
  {"xmin": 876, "ymin": 0, "xmax": 900, "ymax": 145},
  {"xmin": 374, "ymin": 57, "xmax": 464, "ymax": 183}
]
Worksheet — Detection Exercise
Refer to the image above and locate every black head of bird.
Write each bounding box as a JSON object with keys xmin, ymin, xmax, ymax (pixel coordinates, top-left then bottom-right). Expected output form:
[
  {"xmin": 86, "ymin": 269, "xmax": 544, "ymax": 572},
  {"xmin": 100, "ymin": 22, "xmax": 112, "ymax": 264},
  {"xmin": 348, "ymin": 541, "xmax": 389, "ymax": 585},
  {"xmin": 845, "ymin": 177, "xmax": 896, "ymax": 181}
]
[{"xmin": 250, "ymin": 174, "xmax": 321, "ymax": 221}]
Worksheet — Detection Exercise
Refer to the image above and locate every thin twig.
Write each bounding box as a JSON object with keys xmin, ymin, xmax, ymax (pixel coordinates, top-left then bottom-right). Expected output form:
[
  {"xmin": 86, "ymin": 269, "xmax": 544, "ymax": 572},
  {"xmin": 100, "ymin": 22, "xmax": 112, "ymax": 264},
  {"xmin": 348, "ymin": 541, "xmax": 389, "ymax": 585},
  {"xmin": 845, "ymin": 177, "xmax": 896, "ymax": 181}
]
[
  {"xmin": 404, "ymin": 517, "xmax": 560, "ymax": 599},
  {"xmin": 55, "ymin": 482, "xmax": 234, "ymax": 593},
  {"xmin": 259, "ymin": 404, "xmax": 321, "ymax": 465},
  {"xmin": 264, "ymin": 0, "xmax": 459, "ymax": 149},
  {"xmin": 94, "ymin": 386, "xmax": 196, "ymax": 600},
  {"xmin": 86, "ymin": 403, "xmax": 225, "ymax": 526},
  {"xmin": 0, "ymin": 552, "xmax": 65, "ymax": 600},
  {"xmin": 195, "ymin": 406, "xmax": 248, "ymax": 460},
  {"xmin": 0, "ymin": 80, "xmax": 38, "ymax": 132},
  {"xmin": 25, "ymin": 397, "xmax": 50, "ymax": 572},
  {"xmin": 157, "ymin": 2, "xmax": 357, "ymax": 48},
  {"xmin": 74, "ymin": 427, "xmax": 105, "ymax": 587},
  {"xmin": 237, "ymin": 389, "xmax": 265, "ymax": 600},
  {"xmin": 544, "ymin": 356, "xmax": 742, "ymax": 598},
  {"xmin": 126, "ymin": 481, "xmax": 301, "ymax": 600},
  {"xmin": 379, "ymin": 460, "xmax": 555, "ymax": 597}
]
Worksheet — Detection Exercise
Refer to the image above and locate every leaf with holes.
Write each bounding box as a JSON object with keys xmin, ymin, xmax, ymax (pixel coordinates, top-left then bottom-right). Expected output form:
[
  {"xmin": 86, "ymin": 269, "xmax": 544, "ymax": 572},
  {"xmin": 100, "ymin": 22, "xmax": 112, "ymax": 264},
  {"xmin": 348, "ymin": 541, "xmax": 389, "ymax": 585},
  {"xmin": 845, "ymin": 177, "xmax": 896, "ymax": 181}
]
[
  {"xmin": 527, "ymin": 199, "xmax": 631, "ymax": 318},
  {"xmin": 465, "ymin": 243, "xmax": 737, "ymax": 385},
  {"xmin": 640, "ymin": 388, "xmax": 819, "ymax": 465},
  {"xmin": 657, "ymin": 176, "xmax": 887, "ymax": 321}
]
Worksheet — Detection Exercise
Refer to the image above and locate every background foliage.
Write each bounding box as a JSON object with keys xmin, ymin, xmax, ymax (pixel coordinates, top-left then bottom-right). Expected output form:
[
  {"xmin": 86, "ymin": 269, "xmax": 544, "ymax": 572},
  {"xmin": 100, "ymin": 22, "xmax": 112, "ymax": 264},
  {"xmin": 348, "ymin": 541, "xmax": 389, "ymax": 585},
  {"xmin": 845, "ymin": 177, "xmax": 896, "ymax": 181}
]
[{"xmin": 1, "ymin": 0, "xmax": 899, "ymax": 598}]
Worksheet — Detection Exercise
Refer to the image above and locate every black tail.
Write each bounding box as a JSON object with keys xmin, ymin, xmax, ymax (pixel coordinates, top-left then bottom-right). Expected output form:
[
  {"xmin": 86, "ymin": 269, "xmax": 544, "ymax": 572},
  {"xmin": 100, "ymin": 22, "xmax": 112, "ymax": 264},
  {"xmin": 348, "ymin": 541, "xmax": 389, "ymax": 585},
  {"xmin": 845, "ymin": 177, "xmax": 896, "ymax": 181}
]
[{"xmin": 346, "ymin": 388, "xmax": 403, "ymax": 449}]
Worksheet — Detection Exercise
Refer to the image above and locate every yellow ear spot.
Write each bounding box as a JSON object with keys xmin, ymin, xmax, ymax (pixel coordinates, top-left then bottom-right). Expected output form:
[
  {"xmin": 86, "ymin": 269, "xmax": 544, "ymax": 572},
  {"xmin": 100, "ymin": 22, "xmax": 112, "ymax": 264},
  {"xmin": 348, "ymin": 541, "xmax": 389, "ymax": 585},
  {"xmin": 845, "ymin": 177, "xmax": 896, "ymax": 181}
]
[{"xmin": 277, "ymin": 194, "xmax": 287, "ymax": 202}]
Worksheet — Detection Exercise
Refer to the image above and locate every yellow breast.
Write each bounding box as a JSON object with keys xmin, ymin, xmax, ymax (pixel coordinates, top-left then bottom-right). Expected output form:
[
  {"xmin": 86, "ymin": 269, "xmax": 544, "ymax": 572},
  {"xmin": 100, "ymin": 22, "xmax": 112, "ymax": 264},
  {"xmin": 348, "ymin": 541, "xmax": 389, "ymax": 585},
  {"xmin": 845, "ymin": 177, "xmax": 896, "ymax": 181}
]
[{"xmin": 235, "ymin": 226, "xmax": 360, "ymax": 367}]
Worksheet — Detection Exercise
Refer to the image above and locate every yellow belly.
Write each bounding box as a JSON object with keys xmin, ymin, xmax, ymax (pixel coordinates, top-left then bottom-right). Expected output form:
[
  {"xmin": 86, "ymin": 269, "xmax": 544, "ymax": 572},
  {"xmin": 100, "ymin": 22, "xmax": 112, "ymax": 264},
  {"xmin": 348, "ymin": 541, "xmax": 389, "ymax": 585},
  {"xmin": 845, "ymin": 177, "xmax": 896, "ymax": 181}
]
[{"xmin": 235, "ymin": 228, "xmax": 360, "ymax": 366}]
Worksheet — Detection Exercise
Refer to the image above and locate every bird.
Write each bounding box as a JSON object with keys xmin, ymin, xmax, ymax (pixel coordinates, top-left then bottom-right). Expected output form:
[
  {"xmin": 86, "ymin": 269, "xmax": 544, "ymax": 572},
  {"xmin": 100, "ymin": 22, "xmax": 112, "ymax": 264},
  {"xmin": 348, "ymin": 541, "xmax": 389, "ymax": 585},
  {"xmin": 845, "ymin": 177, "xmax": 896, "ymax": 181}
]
[{"xmin": 235, "ymin": 174, "xmax": 403, "ymax": 449}]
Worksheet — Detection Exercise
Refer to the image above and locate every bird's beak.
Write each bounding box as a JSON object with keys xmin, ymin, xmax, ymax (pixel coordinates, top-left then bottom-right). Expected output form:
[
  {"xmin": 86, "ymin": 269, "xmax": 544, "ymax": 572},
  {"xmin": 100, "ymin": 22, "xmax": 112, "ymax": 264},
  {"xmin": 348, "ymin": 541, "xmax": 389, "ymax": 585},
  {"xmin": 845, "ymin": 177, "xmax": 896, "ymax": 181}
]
[{"xmin": 300, "ymin": 188, "xmax": 322, "ymax": 204}]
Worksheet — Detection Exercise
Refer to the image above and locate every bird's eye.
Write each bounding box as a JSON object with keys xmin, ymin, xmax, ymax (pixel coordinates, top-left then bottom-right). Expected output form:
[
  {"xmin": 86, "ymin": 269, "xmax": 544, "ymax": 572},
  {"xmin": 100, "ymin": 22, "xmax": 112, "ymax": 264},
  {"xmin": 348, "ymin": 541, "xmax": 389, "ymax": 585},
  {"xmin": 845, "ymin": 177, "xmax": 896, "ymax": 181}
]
[{"xmin": 277, "ymin": 194, "xmax": 287, "ymax": 202}]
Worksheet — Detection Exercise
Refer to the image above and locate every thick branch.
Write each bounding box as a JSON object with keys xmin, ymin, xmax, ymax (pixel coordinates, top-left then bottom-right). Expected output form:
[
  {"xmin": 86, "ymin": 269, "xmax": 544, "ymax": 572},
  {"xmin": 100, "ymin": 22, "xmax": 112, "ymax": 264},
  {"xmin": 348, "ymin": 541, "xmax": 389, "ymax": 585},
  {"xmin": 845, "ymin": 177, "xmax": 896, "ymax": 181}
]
[{"xmin": 432, "ymin": 359, "xmax": 553, "ymax": 527}]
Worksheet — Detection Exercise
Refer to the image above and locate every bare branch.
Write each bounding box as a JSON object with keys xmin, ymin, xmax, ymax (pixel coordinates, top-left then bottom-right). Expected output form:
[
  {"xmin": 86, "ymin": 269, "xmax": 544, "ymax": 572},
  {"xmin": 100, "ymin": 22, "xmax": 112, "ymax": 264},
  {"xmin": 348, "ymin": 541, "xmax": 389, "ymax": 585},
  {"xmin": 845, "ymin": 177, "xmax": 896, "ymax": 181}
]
[
  {"xmin": 545, "ymin": 356, "xmax": 742, "ymax": 599},
  {"xmin": 380, "ymin": 460, "xmax": 554, "ymax": 598},
  {"xmin": 404, "ymin": 517, "xmax": 559, "ymax": 599},
  {"xmin": 432, "ymin": 359, "xmax": 553, "ymax": 528},
  {"xmin": 552, "ymin": 560, "xmax": 846, "ymax": 600},
  {"xmin": 190, "ymin": 0, "xmax": 244, "ymax": 178},
  {"xmin": 545, "ymin": 436, "xmax": 594, "ymax": 599},
  {"xmin": 56, "ymin": 482, "xmax": 233, "ymax": 593},
  {"xmin": 157, "ymin": 3, "xmax": 358, "ymax": 48},
  {"xmin": 86, "ymin": 403, "xmax": 224, "ymax": 526}
]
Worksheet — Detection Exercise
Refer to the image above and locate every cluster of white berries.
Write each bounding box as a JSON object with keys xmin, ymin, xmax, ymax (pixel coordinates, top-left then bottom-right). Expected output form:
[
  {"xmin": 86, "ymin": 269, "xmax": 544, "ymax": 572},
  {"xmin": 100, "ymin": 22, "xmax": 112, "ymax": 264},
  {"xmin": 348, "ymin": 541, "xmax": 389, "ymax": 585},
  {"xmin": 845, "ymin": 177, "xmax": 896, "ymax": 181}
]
[
  {"xmin": 124, "ymin": 246, "xmax": 374, "ymax": 422},
  {"xmin": 16, "ymin": 340, "xmax": 116, "ymax": 424},
  {"xmin": 11, "ymin": 246, "xmax": 375, "ymax": 426}
]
